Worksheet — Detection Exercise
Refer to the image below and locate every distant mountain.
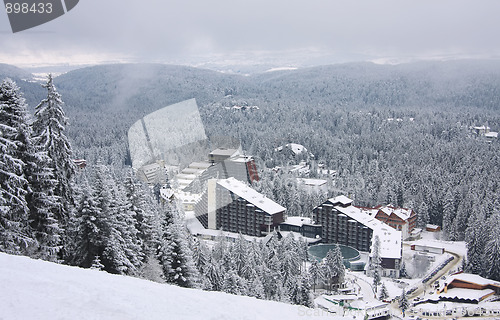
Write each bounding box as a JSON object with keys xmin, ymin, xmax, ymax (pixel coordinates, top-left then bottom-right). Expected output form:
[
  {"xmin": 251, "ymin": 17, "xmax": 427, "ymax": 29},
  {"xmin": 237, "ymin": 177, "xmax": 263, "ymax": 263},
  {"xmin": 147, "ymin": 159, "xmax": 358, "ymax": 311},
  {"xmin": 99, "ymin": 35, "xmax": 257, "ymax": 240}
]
[
  {"xmin": 54, "ymin": 60, "xmax": 500, "ymax": 116},
  {"xmin": 251, "ymin": 60, "xmax": 500, "ymax": 110},
  {"xmin": 55, "ymin": 63, "xmax": 250, "ymax": 113},
  {"xmin": 0, "ymin": 63, "xmax": 46, "ymax": 109},
  {"xmin": 0, "ymin": 63, "xmax": 33, "ymax": 81}
]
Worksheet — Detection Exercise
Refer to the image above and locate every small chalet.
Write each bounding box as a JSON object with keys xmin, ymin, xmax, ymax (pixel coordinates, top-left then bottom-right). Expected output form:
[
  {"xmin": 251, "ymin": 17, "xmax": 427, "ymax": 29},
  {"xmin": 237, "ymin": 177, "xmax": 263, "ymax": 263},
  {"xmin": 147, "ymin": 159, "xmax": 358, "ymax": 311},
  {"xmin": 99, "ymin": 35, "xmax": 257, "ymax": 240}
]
[
  {"xmin": 73, "ymin": 159, "xmax": 87, "ymax": 169},
  {"xmin": 359, "ymin": 205, "xmax": 417, "ymax": 240},
  {"xmin": 426, "ymin": 224, "xmax": 441, "ymax": 232}
]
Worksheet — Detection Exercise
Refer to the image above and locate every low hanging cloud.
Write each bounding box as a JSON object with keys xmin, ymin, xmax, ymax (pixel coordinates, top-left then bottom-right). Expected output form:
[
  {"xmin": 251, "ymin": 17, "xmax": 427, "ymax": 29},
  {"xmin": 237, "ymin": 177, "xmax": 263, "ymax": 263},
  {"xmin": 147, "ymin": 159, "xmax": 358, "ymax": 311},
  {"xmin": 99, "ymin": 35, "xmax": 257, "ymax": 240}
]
[{"xmin": 1, "ymin": 0, "xmax": 500, "ymax": 67}]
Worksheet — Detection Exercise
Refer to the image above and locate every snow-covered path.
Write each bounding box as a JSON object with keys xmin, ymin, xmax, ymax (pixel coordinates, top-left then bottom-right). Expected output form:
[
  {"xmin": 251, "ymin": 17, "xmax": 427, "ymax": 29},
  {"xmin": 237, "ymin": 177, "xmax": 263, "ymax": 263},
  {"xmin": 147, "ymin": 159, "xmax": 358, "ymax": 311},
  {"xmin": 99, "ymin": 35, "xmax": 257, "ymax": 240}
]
[{"xmin": 349, "ymin": 273, "xmax": 377, "ymax": 302}]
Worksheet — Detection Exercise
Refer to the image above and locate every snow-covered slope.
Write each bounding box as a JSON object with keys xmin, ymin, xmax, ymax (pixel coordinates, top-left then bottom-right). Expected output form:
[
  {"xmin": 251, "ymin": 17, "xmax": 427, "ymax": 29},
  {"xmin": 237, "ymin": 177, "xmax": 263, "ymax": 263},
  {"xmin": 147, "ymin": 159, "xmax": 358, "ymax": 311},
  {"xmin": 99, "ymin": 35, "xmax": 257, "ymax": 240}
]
[{"xmin": 0, "ymin": 253, "xmax": 323, "ymax": 320}]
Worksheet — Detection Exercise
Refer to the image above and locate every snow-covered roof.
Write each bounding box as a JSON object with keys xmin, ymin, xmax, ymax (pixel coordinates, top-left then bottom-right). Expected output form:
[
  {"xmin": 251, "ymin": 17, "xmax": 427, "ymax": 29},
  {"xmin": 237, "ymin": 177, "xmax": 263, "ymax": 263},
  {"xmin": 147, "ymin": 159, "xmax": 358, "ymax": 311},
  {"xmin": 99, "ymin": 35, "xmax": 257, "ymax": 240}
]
[
  {"xmin": 181, "ymin": 167, "xmax": 203, "ymax": 174},
  {"xmin": 335, "ymin": 204, "xmax": 402, "ymax": 259},
  {"xmin": 188, "ymin": 162, "xmax": 212, "ymax": 170},
  {"xmin": 209, "ymin": 148, "xmax": 240, "ymax": 158},
  {"xmin": 438, "ymin": 288, "xmax": 494, "ymax": 302},
  {"xmin": 278, "ymin": 231, "xmax": 320, "ymax": 244},
  {"xmin": 217, "ymin": 177, "xmax": 286, "ymax": 215},
  {"xmin": 297, "ymin": 178, "xmax": 327, "ymax": 186},
  {"xmin": 174, "ymin": 190, "xmax": 202, "ymax": 204},
  {"xmin": 283, "ymin": 216, "xmax": 313, "ymax": 227},
  {"xmin": 330, "ymin": 195, "xmax": 354, "ymax": 206},
  {"xmin": 447, "ymin": 273, "xmax": 500, "ymax": 287},
  {"xmin": 357, "ymin": 207, "xmax": 379, "ymax": 217},
  {"xmin": 160, "ymin": 187, "xmax": 174, "ymax": 200},
  {"xmin": 275, "ymin": 143, "xmax": 307, "ymax": 155},
  {"xmin": 229, "ymin": 155, "xmax": 253, "ymax": 163},
  {"xmin": 485, "ymin": 131, "xmax": 498, "ymax": 138},
  {"xmin": 287, "ymin": 143, "xmax": 307, "ymax": 154},
  {"xmin": 379, "ymin": 206, "xmax": 413, "ymax": 221},
  {"xmin": 473, "ymin": 125, "xmax": 490, "ymax": 130}
]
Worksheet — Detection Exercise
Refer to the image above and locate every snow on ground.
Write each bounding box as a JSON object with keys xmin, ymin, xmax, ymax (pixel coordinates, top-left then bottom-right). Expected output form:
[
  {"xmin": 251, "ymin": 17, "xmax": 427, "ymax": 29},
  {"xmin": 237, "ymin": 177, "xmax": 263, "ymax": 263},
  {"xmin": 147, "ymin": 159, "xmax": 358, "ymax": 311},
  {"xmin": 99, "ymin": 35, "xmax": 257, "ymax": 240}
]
[
  {"xmin": 0, "ymin": 253, "xmax": 330, "ymax": 320},
  {"xmin": 407, "ymin": 230, "xmax": 467, "ymax": 257}
]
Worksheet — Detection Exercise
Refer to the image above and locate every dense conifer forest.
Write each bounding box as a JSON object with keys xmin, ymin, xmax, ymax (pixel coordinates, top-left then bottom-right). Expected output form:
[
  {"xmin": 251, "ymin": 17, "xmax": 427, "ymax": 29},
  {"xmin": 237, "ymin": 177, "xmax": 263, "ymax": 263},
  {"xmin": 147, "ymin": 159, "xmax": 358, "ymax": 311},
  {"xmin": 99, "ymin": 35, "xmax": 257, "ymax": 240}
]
[{"xmin": 1, "ymin": 60, "xmax": 499, "ymax": 301}]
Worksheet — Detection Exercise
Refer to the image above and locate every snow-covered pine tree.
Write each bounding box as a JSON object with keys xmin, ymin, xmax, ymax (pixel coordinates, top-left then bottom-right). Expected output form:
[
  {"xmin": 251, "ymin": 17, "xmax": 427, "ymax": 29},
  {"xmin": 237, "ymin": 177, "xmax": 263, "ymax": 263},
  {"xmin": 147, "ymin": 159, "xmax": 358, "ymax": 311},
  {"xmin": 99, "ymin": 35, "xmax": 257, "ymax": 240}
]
[
  {"xmin": 71, "ymin": 165, "xmax": 138, "ymax": 275},
  {"xmin": 399, "ymin": 290, "xmax": 409, "ymax": 316},
  {"xmin": 90, "ymin": 255, "xmax": 104, "ymax": 270},
  {"xmin": 442, "ymin": 190, "xmax": 456, "ymax": 240},
  {"xmin": 101, "ymin": 181, "xmax": 142, "ymax": 275},
  {"xmin": 70, "ymin": 180, "xmax": 103, "ymax": 268},
  {"xmin": 484, "ymin": 213, "xmax": 500, "ymax": 281},
  {"xmin": 371, "ymin": 235, "xmax": 382, "ymax": 291},
  {"xmin": 399, "ymin": 261, "xmax": 408, "ymax": 278},
  {"xmin": 158, "ymin": 202, "xmax": 199, "ymax": 288},
  {"xmin": 222, "ymin": 269, "xmax": 248, "ymax": 295},
  {"xmin": 123, "ymin": 172, "xmax": 160, "ymax": 265},
  {"xmin": 465, "ymin": 207, "xmax": 488, "ymax": 275},
  {"xmin": 417, "ymin": 200, "xmax": 430, "ymax": 229},
  {"xmin": 192, "ymin": 238, "xmax": 209, "ymax": 272},
  {"xmin": 322, "ymin": 246, "xmax": 345, "ymax": 293},
  {"xmin": 203, "ymin": 256, "xmax": 223, "ymax": 291},
  {"xmin": 25, "ymin": 129, "xmax": 62, "ymax": 261},
  {"xmin": 32, "ymin": 74, "xmax": 75, "ymax": 229},
  {"xmin": 248, "ymin": 273, "xmax": 266, "ymax": 299},
  {"xmin": 279, "ymin": 234, "xmax": 301, "ymax": 287},
  {"xmin": 378, "ymin": 282, "xmax": 389, "ymax": 301},
  {"xmin": 290, "ymin": 272, "xmax": 314, "ymax": 307},
  {"xmin": 0, "ymin": 78, "xmax": 32, "ymax": 254},
  {"xmin": 231, "ymin": 233, "xmax": 250, "ymax": 277},
  {"xmin": 309, "ymin": 259, "xmax": 323, "ymax": 292},
  {"xmin": 333, "ymin": 243, "xmax": 345, "ymax": 285}
]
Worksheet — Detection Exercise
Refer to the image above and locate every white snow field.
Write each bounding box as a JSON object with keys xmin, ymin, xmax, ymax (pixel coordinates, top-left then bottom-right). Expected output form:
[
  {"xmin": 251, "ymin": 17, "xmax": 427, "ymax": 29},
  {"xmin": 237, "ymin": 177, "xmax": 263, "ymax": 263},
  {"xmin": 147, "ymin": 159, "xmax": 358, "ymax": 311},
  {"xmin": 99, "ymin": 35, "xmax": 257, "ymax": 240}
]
[{"xmin": 0, "ymin": 253, "xmax": 332, "ymax": 320}]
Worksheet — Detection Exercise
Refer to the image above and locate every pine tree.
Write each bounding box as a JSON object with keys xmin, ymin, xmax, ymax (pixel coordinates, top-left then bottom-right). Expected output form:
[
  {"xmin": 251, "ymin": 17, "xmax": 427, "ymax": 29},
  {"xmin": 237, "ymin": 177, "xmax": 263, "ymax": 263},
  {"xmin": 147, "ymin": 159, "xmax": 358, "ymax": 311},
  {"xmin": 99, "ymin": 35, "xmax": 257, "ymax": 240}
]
[
  {"xmin": 102, "ymin": 181, "xmax": 142, "ymax": 275},
  {"xmin": 248, "ymin": 274, "xmax": 266, "ymax": 299},
  {"xmin": 400, "ymin": 261, "xmax": 408, "ymax": 278},
  {"xmin": 379, "ymin": 282, "xmax": 389, "ymax": 301},
  {"xmin": 0, "ymin": 78, "xmax": 31, "ymax": 254},
  {"xmin": 399, "ymin": 290, "xmax": 409, "ymax": 316},
  {"xmin": 371, "ymin": 235, "xmax": 382, "ymax": 290},
  {"xmin": 279, "ymin": 234, "xmax": 301, "ymax": 286},
  {"xmin": 124, "ymin": 172, "xmax": 160, "ymax": 264},
  {"xmin": 232, "ymin": 233, "xmax": 249, "ymax": 277},
  {"xmin": 484, "ymin": 214, "xmax": 500, "ymax": 281},
  {"xmin": 442, "ymin": 190, "xmax": 456, "ymax": 240},
  {"xmin": 465, "ymin": 207, "xmax": 488, "ymax": 275},
  {"xmin": 333, "ymin": 243, "xmax": 346, "ymax": 285},
  {"xmin": 203, "ymin": 257, "xmax": 223, "ymax": 291},
  {"xmin": 417, "ymin": 200, "xmax": 430, "ymax": 228},
  {"xmin": 222, "ymin": 269, "xmax": 248, "ymax": 295},
  {"xmin": 322, "ymin": 245, "xmax": 345, "ymax": 293},
  {"xmin": 158, "ymin": 202, "xmax": 199, "ymax": 288},
  {"xmin": 32, "ymin": 74, "xmax": 75, "ymax": 229},
  {"xmin": 70, "ymin": 181, "xmax": 103, "ymax": 268},
  {"xmin": 90, "ymin": 255, "xmax": 104, "ymax": 270},
  {"xmin": 309, "ymin": 259, "xmax": 323, "ymax": 292},
  {"xmin": 25, "ymin": 137, "xmax": 62, "ymax": 261},
  {"xmin": 291, "ymin": 273, "xmax": 314, "ymax": 307}
]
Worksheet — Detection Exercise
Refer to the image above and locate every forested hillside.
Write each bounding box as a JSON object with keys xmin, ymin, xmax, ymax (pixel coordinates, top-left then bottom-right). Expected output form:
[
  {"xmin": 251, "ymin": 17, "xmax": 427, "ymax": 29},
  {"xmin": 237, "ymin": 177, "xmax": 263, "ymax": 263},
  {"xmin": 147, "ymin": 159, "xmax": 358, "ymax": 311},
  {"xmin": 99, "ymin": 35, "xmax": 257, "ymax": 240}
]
[{"xmin": 1, "ymin": 60, "xmax": 500, "ymax": 281}]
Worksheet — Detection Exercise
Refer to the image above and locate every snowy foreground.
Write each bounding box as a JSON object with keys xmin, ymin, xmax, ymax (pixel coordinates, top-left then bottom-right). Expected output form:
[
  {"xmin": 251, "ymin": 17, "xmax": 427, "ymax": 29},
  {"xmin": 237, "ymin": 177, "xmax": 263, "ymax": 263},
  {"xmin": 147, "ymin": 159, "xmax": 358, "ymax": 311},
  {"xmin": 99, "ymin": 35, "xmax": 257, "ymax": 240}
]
[{"xmin": 0, "ymin": 253, "xmax": 340, "ymax": 320}]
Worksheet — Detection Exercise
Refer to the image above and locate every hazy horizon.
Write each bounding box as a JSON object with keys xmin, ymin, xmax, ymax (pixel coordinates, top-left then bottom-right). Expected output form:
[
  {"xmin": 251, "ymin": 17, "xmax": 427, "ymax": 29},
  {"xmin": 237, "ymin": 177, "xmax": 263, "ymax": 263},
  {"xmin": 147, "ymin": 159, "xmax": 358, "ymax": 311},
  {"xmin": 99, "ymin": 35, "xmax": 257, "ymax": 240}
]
[{"xmin": 1, "ymin": 1, "xmax": 500, "ymax": 73}]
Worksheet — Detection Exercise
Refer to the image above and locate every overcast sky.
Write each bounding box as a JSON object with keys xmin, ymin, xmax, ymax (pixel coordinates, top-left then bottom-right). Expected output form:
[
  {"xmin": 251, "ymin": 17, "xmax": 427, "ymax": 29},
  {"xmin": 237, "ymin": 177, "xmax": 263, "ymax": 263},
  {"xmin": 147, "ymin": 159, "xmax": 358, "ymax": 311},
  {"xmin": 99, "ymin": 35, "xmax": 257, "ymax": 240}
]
[{"xmin": 1, "ymin": 0, "xmax": 500, "ymax": 69}]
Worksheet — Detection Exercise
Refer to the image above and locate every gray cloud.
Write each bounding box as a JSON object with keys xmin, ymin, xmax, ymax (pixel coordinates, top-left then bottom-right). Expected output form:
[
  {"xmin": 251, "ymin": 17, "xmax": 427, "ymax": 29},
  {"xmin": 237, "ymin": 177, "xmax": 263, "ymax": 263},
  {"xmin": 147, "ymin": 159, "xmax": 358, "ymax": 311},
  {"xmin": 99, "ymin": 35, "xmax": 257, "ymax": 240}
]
[{"xmin": 1, "ymin": 0, "xmax": 500, "ymax": 67}]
